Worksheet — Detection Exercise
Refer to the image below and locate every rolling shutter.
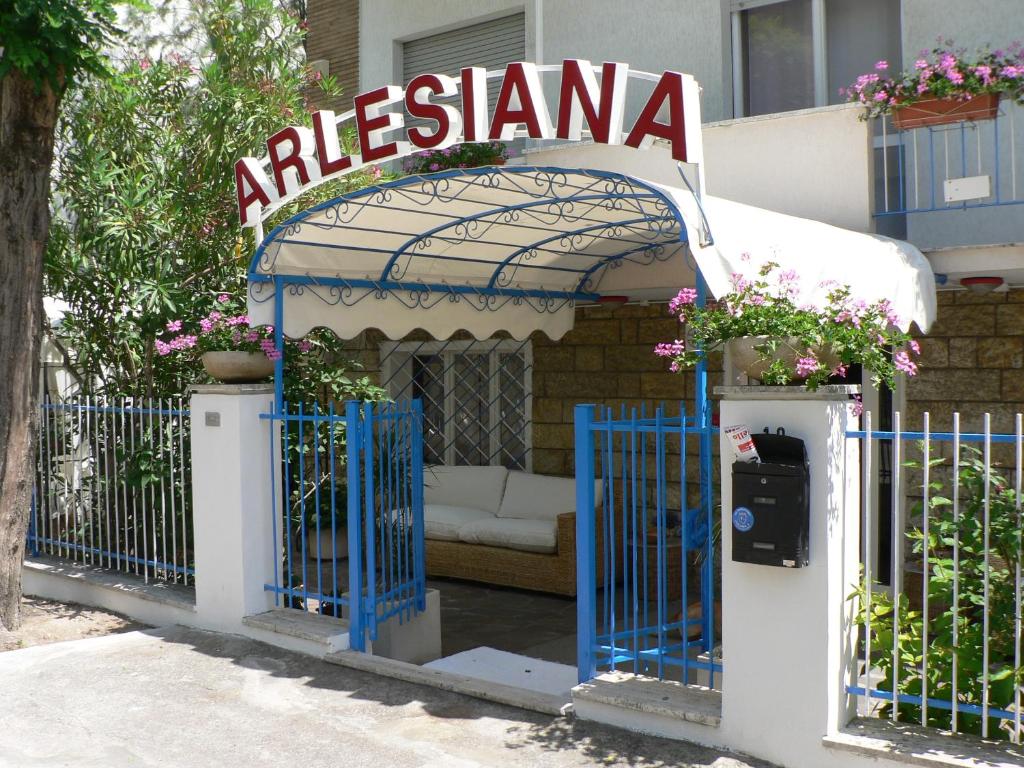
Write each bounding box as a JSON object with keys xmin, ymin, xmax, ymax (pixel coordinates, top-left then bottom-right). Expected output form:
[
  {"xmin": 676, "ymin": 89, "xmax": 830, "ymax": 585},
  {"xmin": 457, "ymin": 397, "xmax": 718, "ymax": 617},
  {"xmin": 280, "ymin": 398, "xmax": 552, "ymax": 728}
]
[
  {"xmin": 401, "ymin": 13, "xmax": 526, "ymax": 146},
  {"xmin": 402, "ymin": 13, "xmax": 526, "ymax": 92}
]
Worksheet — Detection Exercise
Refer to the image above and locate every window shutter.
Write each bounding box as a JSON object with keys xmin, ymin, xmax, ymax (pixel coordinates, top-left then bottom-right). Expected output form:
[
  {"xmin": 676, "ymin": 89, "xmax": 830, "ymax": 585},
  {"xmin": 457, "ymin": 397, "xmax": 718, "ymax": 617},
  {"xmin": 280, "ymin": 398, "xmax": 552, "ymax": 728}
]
[
  {"xmin": 401, "ymin": 13, "xmax": 527, "ymax": 146},
  {"xmin": 402, "ymin": 13, "xmax": 526, "ymax": 95}
]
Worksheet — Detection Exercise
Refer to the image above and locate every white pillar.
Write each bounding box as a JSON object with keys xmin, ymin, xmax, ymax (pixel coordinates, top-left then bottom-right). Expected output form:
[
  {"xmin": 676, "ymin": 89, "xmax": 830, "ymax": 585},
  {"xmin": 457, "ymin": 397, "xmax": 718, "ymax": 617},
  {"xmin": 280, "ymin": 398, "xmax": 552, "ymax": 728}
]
[
  {"xmin": 717, "ymin": 385, "xmax": 860, "ymax": 767},
  {"xmin": 190, "ymin": 384, "xmax": 277, "ymax": 632}
]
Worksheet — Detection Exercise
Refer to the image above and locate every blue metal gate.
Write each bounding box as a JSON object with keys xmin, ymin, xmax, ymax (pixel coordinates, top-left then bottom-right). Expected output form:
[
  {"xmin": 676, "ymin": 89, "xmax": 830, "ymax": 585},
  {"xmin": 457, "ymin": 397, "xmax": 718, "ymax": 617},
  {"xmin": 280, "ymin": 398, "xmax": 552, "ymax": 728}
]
[
  {"xmin": 263, "ymin": 399, "xmax": 425, "ymax": 651},
  {"xmin": 575, "ymin": 402, "xmax": 719, "ymax": 685}
]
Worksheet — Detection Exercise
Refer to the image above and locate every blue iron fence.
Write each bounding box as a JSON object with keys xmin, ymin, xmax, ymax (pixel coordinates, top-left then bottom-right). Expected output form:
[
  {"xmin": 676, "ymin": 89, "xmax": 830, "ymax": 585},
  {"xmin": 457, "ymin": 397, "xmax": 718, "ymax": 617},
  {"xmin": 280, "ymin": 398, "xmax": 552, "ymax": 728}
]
[
  {"xmin": 875, "ymin": 101, "xmax": 1024, "ymax": 216},
  {"xmin": 263, "ymin": 400, "xmax": 425, "ymax": 651},
  {"xmin": 847, "ymin": 410, "xmax": 1023, "ymax": 743},
  {"xmin": 29, "ymin": 397, "xmax": 193, "ymax": 584},
  {"xmin": 575, "ymin": 402, "xmax": 720, "ymax": 687}
]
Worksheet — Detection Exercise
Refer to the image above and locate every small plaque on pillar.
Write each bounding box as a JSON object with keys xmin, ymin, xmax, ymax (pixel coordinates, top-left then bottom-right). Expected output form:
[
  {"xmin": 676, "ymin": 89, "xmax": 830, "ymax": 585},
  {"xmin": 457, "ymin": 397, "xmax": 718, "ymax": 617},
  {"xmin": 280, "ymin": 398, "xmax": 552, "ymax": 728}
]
[{"xmin": 205, "ymin": 411, "xmax": 221, "ymax": 427}]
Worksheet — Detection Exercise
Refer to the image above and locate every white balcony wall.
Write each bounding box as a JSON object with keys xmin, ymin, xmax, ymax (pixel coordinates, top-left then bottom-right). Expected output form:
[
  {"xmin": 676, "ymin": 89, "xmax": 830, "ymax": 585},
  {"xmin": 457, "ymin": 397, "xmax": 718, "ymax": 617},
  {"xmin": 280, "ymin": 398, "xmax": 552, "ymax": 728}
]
[
  {"xmin": 901, "ymin": 108, "xmax": 1024, "ymax": 251},
  {"xmin": 702, "ymin": 103, "xmax": 875, "ymax": 233}
]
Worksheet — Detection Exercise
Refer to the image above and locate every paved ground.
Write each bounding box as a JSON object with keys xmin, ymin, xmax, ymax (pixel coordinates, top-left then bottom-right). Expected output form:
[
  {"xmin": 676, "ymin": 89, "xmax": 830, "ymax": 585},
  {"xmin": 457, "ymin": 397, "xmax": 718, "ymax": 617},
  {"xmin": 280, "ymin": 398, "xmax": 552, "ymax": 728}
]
[
  {"xmin": 0, "ymin": 597, "xmax": 143, "ymax": 652},
  {"xmin": 0, "ymin": 626, "xmax": 770, "ymax": 768}
]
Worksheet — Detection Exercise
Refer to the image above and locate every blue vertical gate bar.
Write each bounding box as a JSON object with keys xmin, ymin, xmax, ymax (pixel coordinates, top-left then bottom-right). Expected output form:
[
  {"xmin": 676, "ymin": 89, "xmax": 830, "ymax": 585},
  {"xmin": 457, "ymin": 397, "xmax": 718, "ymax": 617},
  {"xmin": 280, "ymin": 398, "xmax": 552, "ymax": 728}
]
[
  {"xmin": 362, "ymin": 401, "xmax": 378, "ymax": 640},
  {"xmin": 411, "ymin": 399, "xmax": 427, "ymax": 612},
  {"xmin": 575, "ymin": 403, "xmax": 597, "ymax": 684},
  {"xmin": 696, "ymin": 272, "xmax": 716, "ymax": 664},
  {"xmin": 346, "ymin": 400, "xmax": 365, "ymax": 651}
]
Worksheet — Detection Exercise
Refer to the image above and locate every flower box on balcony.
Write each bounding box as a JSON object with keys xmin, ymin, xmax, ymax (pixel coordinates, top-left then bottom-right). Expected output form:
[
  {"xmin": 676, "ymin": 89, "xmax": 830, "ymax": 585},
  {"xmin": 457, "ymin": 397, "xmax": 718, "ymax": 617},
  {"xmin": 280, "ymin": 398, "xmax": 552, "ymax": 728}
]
[{"xmin": 892, "ymin": 92, "xmax": 1001, "ymax": 130}]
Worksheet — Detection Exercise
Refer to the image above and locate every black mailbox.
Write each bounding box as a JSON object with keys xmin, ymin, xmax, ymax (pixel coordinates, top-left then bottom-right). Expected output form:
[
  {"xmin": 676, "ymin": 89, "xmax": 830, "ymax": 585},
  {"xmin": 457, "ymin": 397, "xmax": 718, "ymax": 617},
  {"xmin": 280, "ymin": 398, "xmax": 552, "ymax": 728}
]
[{"xmin": 731, "ymin": 428, "xmax": 809, "ymax": 568}]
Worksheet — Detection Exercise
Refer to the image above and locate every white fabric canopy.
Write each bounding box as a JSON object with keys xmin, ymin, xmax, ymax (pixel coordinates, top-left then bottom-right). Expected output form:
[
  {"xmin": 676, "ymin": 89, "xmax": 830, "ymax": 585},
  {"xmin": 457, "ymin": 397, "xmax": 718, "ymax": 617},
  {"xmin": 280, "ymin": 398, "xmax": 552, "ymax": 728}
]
[
  {"xmin": 248, "ymin": 167, "xmax": 935, "ymax": 340},
  {"xmin": 654, "ymin": 188, "xmax": 937, "ymax": 332}
]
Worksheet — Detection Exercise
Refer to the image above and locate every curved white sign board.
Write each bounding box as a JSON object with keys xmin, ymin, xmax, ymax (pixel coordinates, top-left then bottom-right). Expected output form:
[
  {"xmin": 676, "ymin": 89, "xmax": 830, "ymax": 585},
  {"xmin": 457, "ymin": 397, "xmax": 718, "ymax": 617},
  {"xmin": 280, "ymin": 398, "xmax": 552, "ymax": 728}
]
[{"xmin": 235, "ymin": 60, "xmax": 703, "ymax": 228}]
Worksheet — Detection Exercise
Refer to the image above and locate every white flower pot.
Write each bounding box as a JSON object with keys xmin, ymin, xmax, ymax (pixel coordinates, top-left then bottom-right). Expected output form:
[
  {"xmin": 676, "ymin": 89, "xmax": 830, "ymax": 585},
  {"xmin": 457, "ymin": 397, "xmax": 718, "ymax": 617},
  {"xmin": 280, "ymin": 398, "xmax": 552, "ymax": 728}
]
[
  {"xmin": 728, "ymin": 336, "xmax": 840, "ymax": 383},
  {"xmin": 201, "ymin": 351, "xmax": 274, "ymax": 384},
  {"xmin": 305, "ymin": 528, "xmax": 349, "ymax": 562}
]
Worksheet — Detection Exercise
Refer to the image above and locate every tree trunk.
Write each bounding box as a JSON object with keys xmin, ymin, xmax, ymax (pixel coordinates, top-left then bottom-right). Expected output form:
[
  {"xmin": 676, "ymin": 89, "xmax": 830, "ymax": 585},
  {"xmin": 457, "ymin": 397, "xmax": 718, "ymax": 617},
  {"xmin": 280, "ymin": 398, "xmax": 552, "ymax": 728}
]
[{"xmin": 0, "ymin": 69, "xmax": 62, "ymax": 631}]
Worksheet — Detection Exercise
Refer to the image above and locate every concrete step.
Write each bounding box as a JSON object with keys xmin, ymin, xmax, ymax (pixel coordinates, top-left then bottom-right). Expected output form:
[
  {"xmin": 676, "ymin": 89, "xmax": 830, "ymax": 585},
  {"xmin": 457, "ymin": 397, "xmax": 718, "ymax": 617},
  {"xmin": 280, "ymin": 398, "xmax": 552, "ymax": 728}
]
[
  {"xmin": 572, "ymin": 670, "xmax": 722, "ymax": 727},
  {"xmin": 824, "ymin": 717, "xmax": 1024, "ymax": 768},
  {"xmin": 324, "ymin": 648, "xmax": 569, "ymax": 716},
  {"xmin": 243, "ymin": 609, "xmax": 350, "ymax": 653}
]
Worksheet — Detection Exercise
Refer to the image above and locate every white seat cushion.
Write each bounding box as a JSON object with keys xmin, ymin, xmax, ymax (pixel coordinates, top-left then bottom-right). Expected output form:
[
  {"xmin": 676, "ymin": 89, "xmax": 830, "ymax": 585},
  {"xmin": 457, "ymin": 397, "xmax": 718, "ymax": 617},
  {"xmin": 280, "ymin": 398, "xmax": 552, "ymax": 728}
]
[
  {"xmin": 423, "ymin": 504, "xmax": 496, "ymax": 542},
  {"xmin": 423, "ymin": 465, "xmax": 508, "ymax": 515},
  {"xmin": 496, "ymin": 470, "xmax": 603, "ymax": 522},
  {"xmin": 457, "ymin": 517, "xmax": 558, "ymax": 554}
]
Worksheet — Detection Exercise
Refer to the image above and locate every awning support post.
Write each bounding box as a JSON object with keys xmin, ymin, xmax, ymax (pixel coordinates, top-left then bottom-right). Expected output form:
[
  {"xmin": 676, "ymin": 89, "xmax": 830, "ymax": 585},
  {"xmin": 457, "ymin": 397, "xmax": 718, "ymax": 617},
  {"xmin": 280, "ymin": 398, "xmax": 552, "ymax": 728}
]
[
  {"xmin": 696, "ymin": 270, "xmax": 716, "ymax": 679},
  {"xmin": 273, "ymin": 276, "xmax": 284, "ymax": 412}
]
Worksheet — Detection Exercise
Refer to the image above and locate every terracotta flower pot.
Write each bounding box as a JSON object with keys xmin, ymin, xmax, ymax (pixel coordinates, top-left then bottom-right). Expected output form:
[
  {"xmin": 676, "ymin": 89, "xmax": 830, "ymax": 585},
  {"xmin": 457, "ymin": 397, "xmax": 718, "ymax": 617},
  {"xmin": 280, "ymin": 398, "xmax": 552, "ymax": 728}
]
[
  {"xmin": 892, "ymin": 92, "xmax": 1000, "ymax": 130},
  {"xmin": 201, "ymin": 351, "xmax": 274, "ymax": 384},
  {"xmin": 727, "ymin": 336, "xmax": 840, "ymax": 383}
]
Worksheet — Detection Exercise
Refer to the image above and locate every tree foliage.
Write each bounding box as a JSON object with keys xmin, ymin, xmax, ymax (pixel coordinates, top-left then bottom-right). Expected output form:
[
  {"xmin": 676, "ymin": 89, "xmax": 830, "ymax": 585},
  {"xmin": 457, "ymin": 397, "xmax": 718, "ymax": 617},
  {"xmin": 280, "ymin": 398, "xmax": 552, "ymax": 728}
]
[
  {"xmin": 46, "ymin": 0, "xmax": 387, "ymax": 399},
  {"xmin": 0, "ymin": 0, "xmax": 132, "ymax": 93}
]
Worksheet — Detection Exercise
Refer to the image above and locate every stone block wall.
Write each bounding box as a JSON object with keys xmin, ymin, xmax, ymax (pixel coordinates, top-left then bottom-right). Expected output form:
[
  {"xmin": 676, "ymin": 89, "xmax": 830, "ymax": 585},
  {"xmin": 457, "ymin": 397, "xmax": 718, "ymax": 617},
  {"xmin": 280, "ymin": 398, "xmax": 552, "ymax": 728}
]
[
  {"xmin": 907, "ymin": 289, "xmax": 1024, "ymax": 436},
  {"xmin": 530, "ymin": 303, "xmax": 715, "ymax": 479}
]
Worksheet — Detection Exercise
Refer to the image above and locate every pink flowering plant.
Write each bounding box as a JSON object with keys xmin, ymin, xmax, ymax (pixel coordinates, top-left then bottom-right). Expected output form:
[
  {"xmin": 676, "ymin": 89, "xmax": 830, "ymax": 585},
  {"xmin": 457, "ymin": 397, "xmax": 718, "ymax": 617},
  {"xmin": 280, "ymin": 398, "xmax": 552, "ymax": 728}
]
[
  {"xmin": 402, "ymin": 141, "xmax": 508, "ymax": 174},
  {"xmin": 155, "ymin": 293, "xmax": 386, "ymax": 404},
  {"xmin": 654, "ymin": 262, "xmax": 921, "ymax": 392},
  {"xmin": 844, "ymin": 40, "xmax": 1024, "ymax": 120},
  {"xmin": 156, "ymin": 294, "xmax": 284, "ymax": 361}
]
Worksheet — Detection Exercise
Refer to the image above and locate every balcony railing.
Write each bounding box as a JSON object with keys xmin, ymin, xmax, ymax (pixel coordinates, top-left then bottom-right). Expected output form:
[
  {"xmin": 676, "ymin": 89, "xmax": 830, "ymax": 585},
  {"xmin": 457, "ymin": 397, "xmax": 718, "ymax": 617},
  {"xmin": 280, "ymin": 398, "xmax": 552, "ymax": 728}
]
[{"xmin": 876, "ymin": 99, "xmax": 1024, "ymax": 217}]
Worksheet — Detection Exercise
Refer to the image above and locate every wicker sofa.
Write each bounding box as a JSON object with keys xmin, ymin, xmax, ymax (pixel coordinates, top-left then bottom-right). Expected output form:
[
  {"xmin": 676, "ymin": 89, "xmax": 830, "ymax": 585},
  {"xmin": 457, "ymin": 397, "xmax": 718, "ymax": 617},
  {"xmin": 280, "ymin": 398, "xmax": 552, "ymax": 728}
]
[{"xmin": 422, "ymin": 465, "xmax": 604, "ymax": 596}]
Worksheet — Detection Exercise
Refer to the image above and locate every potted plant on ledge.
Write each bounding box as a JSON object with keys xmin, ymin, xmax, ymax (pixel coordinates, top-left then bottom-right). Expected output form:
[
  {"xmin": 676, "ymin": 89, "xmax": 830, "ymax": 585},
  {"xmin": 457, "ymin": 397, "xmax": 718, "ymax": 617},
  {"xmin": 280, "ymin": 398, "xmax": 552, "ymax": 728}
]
[
  {"xmin": 156, "ymin": 293, "xmax": 281, "ymax": 383},
  {"xmin": 653, "ymin": 261, "xmax": 921, "ymax": 405},
  {"xmin": 402, "ymin": 140, "xmax": 509, "ymax": 175},
  {"xmin": 845, "ymin": 41, "xmax": 1024, "ymax": 130}
]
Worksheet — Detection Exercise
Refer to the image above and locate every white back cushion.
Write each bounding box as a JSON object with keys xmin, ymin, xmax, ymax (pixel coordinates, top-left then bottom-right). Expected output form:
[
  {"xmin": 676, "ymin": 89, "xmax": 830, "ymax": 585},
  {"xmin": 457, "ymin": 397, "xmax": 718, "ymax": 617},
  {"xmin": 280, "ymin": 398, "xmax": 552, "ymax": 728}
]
[
  {"xmin": 497, "ymin": 471, "xmax": 603, "ymax": 521},
  {"xmin": 423, "ymin": 465, "xmax": 508, "ymax": 515}
]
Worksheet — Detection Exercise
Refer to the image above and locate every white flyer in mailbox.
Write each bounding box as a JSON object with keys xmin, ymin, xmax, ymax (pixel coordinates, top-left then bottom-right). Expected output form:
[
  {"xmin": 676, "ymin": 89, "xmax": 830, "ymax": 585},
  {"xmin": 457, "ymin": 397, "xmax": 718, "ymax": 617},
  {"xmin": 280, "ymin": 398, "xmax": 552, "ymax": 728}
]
[{"xmin": 725, "ymin": 424, "xmax": 760, "ymax": 463}]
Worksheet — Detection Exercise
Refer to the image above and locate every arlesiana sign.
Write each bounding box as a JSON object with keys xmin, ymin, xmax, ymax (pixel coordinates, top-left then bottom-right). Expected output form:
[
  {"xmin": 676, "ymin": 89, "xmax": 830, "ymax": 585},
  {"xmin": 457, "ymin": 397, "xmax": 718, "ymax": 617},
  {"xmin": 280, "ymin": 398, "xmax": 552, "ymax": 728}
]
[{"xmin": 235, "ymin": 60, "xmax": 701, "ymax": 227}]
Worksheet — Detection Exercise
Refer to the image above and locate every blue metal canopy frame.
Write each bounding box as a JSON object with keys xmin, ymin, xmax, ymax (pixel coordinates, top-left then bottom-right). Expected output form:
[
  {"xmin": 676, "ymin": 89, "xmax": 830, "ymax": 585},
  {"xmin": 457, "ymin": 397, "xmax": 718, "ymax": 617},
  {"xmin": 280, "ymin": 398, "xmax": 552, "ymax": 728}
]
[
  {"xmin": 246, "ymin": 165, "xmax": 707, "ymax": 413},
  {"xmin": 248, "ymin": 168, "xmax": 713, "ymax": 610}
]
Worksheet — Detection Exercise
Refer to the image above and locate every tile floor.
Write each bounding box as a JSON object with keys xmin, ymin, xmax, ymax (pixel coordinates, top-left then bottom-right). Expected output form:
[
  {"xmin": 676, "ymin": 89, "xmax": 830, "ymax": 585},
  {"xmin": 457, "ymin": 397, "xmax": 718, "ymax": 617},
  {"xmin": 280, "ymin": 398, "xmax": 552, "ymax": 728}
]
[{"xmin": 428, "ymin": 578, "xmax": 579, "ymax": 665}]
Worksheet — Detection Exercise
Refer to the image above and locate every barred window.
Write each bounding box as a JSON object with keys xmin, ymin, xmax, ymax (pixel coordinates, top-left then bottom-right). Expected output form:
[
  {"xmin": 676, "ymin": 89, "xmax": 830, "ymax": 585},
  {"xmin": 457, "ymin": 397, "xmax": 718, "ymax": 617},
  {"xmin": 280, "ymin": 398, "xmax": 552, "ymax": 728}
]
[{"xmin": 379, "ymin": 339, "xmax": 532, "ymax": 470}]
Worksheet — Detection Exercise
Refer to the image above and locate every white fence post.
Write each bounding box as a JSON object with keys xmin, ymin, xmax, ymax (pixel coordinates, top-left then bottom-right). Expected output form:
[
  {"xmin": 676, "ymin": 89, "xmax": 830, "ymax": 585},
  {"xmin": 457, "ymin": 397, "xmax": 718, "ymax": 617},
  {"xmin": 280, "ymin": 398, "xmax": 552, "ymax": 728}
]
[
  {"xmin": 190, "ymin": 384, "xmax": 277, "ymax": 632},
  {"xmin": 717, "ymin": 385, "xmax": 860, "ymax": 767}
]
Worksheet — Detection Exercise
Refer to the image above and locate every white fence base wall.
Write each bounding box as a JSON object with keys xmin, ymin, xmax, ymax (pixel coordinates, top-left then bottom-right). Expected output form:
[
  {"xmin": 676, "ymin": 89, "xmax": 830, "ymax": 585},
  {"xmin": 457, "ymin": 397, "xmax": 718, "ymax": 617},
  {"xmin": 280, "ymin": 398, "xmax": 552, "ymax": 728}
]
[
  {"xmin": 22, "ymin": 558, "xmax": 198, "ymax": 629},
  {"xmin": 364, "ymin": 588, "xmax": 442, "ymax": 665},
  {"xmin": 22, "ymin": 559, "xmax": 348, "ymax": 658}
]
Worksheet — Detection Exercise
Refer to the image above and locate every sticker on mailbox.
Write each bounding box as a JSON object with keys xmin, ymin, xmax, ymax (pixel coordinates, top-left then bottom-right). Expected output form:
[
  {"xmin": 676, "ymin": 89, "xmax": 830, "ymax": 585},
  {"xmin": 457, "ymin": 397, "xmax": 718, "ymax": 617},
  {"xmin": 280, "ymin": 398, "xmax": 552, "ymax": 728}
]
[{"xmin": 732, "ymin": 506, "xmax": 754, "ymax": 532}]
